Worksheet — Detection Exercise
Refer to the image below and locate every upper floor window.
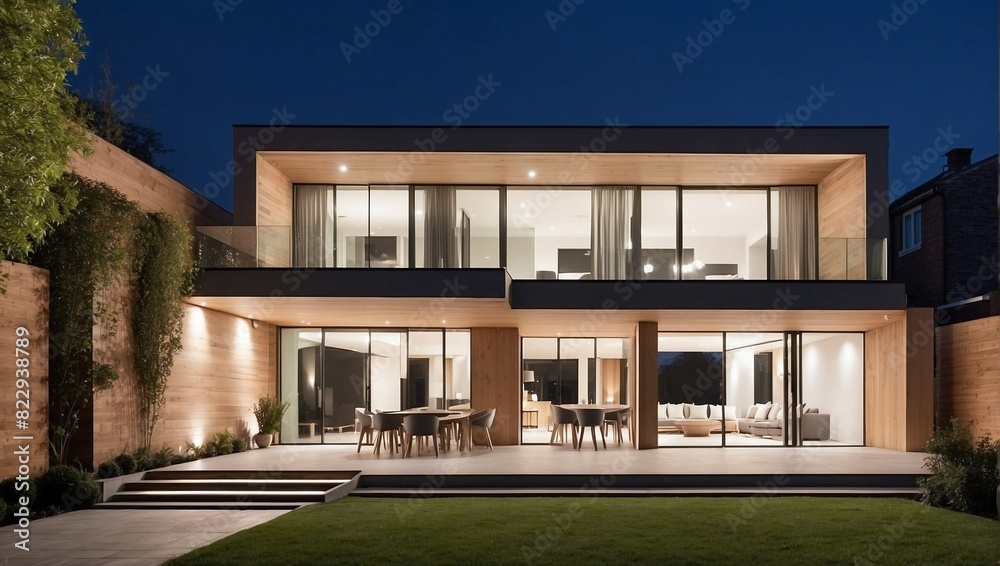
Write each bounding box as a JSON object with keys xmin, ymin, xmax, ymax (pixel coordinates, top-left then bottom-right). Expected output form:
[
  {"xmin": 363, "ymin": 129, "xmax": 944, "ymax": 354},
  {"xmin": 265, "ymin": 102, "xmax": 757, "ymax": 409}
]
[{"xmin": 900, "ymin": 207, "xmax": 921, "ymax": 255}]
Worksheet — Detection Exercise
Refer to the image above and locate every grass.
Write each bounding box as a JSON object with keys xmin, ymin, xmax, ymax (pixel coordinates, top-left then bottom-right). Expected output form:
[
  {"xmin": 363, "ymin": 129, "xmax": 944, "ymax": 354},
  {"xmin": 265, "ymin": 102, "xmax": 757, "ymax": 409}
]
[{"xmin": 166, "ymin": 497, "xmax": 999, "ymax": 565}]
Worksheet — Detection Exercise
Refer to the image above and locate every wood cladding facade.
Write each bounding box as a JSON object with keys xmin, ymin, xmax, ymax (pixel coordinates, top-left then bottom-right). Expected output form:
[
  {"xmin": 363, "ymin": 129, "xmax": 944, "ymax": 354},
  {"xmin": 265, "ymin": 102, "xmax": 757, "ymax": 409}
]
[
  {"xmin": 471, "ymin": 328, "xmax": 520, "ymax": 446},
  {"xmin": 818, "ymin": 156, "xmax": 867, "ymax": 280},
  {"xmin": 634, "ymin": 322, "xmax": 658, "ymax": 449},
  {"xmin": 69, "ymin": 134, "xmax": 231, "ymax": 226},
  {"xmin": 937, "ymin": 317, "xmax": 1000, "ymax": 439},
  {"xmin": 0, "ymin": 262, "xmax": 49, "ymax": 477},
  {"xmin": 864, "ymin": 308, "xmax": 934, "ymax": 451}
]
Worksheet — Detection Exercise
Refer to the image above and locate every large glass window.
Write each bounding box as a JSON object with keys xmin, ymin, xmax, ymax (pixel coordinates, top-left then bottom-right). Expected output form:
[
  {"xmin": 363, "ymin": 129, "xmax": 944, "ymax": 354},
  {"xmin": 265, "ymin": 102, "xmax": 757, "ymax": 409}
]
[
  {"xmin": 507, "ymin": 188, "xmax": 592, "ymax": 279},
  {"xmin": 415, "ymin": 186, "xmax": 500, "ymax": 268},
  {"xmin": 725, "ymin": 333, "xmax": 785, "ymax": 446},
  {"xmin": 639, "ymin": 187, "xmax": 678, "ymax": 279},
  {"xmin": 657, "ymin": 333, "xmax": 724, "ymax": 447},
  {"xmin": 800, "ymin": 333, "xmax": 863, "ymax": 445},
  {"xmin": 367, "ymin": 186, "xmax": 409, "ymax": 268},
  {"xmin": 681, "ymin": 189, "xmax": 768, "ymax": 280}
]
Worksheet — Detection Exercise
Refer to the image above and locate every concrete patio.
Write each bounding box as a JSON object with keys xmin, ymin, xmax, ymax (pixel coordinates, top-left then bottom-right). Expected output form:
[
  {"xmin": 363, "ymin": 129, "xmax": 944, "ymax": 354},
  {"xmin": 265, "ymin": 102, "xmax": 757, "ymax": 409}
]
[{"xmin": 0, "ymin": 445, "xmax": 929, "ymax": 565}]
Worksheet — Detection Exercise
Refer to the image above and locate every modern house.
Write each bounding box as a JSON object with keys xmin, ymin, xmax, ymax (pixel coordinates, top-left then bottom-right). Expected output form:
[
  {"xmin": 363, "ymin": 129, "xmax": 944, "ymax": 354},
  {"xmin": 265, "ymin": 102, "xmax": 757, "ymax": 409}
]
[
  {"xmin": 889, "ymin": 148, "xmax": 1000, "ymax": 439},
  {"xmin": 192, "ymin": 125, "xmax": 933, "ymax": 452}
]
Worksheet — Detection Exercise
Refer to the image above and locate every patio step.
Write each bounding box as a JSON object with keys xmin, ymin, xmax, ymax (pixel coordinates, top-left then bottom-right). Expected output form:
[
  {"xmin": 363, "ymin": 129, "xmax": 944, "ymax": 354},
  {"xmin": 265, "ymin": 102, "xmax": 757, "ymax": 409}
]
[{"xmin": 99, "ymin": 470, "xmax": 360, "ymax": 510}]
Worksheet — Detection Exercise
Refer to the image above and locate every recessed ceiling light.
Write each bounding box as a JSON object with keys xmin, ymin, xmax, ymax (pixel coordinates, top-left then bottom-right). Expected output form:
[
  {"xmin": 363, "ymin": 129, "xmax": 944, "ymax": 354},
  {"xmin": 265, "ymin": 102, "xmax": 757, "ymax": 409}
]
[
  {"xmin": 441, "ymin": 320, "xmax": 447, "ymax": 324},
  {"xmin": 725, "ymin": 202, "xmax": 732, "ymax": 207},
  {"xmin": 339, "ymin": 165, "xmax": 348, "ymax": 172},
  {"xmin": 528, "ymin": 170, "xmax": 536, "ymax": 178},
  {"xmin": 200, "ymin": 301, "xmax": 206, "ymax": 307},
  {"xmin": 248, "ymin": 314, "xmax": 254, "ymax": 319}
]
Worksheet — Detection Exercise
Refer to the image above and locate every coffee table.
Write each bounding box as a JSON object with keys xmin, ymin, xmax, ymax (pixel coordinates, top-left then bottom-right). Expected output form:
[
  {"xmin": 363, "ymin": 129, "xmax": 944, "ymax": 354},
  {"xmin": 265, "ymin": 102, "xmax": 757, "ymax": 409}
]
[{"xmin": 675, "ymin": 418, "xmax": 719, "ymax": 437}]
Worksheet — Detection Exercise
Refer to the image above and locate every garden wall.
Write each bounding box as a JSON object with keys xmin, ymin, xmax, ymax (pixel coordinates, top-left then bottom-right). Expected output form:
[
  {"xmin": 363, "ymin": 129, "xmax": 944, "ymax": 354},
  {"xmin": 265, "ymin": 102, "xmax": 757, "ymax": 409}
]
[
  {"xmin": 937, "ymin": 316, "xmax": 1000, "ymax": 439},
  {"xmin": 0, "ymin": 261, "xmax": 49, "ymax": 477}
]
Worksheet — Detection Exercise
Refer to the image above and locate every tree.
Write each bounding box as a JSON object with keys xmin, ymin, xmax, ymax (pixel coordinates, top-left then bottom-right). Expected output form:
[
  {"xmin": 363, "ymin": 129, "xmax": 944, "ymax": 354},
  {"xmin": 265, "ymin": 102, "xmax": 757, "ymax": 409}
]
[
  {"xmin": 0, "ymin": 0, "xmax": 89, "ymax": 271},
  {"xmin": 133, "ymin": 212, "xmax": 195, "ymax": 449}
]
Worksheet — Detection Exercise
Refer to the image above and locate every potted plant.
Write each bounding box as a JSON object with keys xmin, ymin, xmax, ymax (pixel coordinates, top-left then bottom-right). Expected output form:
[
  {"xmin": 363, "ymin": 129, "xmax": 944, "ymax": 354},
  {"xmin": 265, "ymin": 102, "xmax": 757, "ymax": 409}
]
[{"xmin": 252, "ymin": 395, "xmax": 289, "ymax": 448}]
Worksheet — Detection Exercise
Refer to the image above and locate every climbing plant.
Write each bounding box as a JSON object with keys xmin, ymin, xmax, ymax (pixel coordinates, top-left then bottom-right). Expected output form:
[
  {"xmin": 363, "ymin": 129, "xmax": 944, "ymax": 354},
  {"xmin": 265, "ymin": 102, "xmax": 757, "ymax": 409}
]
[
  {"xmin": 33, "ymin": 174, "xmax": 140, "ymax": 465},
  {"xmin": 133, "ymin": 212, "xmax": 196, "ymax": 450}
]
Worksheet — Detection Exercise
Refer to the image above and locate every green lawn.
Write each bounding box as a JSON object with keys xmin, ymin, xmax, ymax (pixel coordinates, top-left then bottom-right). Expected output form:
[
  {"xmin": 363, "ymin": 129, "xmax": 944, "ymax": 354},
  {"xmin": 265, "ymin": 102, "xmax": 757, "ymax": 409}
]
[{"xmin": 166, "ymin": 497, "xmax": 999, "ymax": 566}]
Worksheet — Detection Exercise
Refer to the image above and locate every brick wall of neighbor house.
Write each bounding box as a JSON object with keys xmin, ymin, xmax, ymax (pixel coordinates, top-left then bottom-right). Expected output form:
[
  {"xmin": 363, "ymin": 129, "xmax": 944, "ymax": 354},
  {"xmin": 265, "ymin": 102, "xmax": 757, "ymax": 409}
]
[
  {"xmin": 941, "ymin": 158, "xmax": 999, "ymax": 300},
  {"xmin": 937, "ymin": 316, "xmax": 1000, "ymax": 439},
  {"xmin": 892, "ymin": 195, "xmax": 945, "ymax": 306},
  {"xmin": 0, "ymin": 262, "xmax": 49, "ymax": 477}
]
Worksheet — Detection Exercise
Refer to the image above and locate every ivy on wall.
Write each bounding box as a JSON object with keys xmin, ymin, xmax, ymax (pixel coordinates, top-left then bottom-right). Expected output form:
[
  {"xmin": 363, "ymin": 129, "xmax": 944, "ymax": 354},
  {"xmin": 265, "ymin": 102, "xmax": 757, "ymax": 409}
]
[
  {"xmin": 33, "ymin": 173, "xmax": 140, "ymax": 466},
  {"xmin": 133, "ymin": 212, "xmax": 196, "ymax": 450}
]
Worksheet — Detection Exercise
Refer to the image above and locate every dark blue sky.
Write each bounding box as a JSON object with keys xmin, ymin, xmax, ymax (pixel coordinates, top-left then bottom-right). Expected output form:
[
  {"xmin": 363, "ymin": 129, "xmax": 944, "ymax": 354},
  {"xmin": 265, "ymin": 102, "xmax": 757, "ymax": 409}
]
[{"xmin": 71, "ymin": 1, "xmax": 998, "ymax": 212}]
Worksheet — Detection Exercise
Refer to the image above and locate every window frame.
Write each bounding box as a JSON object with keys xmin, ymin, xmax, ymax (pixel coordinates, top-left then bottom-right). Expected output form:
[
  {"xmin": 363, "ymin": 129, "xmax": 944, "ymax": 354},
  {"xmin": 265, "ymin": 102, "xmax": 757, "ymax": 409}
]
[{"xmin": 899, "ymin": 207, "xmax": 922, "ymax": 256}]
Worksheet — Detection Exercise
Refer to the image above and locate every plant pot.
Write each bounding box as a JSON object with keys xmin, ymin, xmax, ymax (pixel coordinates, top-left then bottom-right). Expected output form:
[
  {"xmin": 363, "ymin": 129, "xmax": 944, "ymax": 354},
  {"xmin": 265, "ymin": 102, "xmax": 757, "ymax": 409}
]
[{"xmin": 254, "ymin": 433, "xmax": 273, "ymax": 448}]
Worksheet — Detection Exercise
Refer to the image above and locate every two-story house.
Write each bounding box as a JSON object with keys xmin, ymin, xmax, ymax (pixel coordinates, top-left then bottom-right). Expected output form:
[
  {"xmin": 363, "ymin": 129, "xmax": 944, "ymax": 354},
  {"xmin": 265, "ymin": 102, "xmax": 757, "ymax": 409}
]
[{"xmin": 193, "ymin": 126, "xmax": 932, "ymax": 451}]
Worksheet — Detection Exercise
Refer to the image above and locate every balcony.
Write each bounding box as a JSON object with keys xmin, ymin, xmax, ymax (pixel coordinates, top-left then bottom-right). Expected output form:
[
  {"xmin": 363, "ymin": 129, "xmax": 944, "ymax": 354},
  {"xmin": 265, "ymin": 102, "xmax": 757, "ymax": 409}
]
[{"xmin": 195, "ymin": 226, "xmax": 886, "ymax": 281}]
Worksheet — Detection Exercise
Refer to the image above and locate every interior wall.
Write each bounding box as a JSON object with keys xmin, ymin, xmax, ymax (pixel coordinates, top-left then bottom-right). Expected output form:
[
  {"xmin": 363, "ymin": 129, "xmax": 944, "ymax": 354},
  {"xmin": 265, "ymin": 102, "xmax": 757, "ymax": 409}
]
[
  {"xmin": 0, "ymin": 262, "xmax": 49, "ymax": 477},
  {"xmin": 726, "ymin": 350, "xmax": 754, "ymax": 417},
  {"xmin": 801, "ymin": 334, "xmax": 864, "ymax": 444}
]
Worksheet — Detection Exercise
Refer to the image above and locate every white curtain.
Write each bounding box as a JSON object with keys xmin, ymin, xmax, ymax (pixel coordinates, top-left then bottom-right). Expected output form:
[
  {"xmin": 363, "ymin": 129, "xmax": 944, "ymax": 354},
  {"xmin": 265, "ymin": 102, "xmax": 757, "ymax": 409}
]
[
  {"xmin": 773, "ymin": 186, "xmax": 817, "ymax": 279},
  {"xmin": 591, "ymin": 186, "xmax": 635, "ymax": 279},
  {"xmin": 293, "ymin": 185, "xmax": 334, "ymax": 267},
  {"xmin": 424, "ymin": 186, "xmax": 458, "ymax": 268}
]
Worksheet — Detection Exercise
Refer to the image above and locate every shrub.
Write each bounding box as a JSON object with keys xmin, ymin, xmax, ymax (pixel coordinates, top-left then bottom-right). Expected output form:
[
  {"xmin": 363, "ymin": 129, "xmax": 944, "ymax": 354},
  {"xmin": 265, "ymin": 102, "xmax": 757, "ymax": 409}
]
[
  {"xmin": 185, "ymin": 441, "xmax": 206, "ymax": 460},
  {"xmin": 214, "ymin": 431, "xmax": 234, "ymax": 455},
  {"xmin": 153, "ymin": 446, "xmax": 175, "ymax": 469},
  {"xmin": 133, "ymin": 447, "xmax": 153, "ymax": 472},
  {"xmin": 36, "ymin": 465, "xmax": 100, "ymax": 512},
  {"xmin": 114, "ymin": 453, "xmax": 138, "ymax": 475},
  {"xmin": 96, "ymin": 460, "xmax": 122, "ymax": 479},
  {"xmin": 919, "ymin": 418, "xmax": 1000, "ymax": 518},
  {"xmin": 232, "ymin": 437, "xmax": 247, "ymax": 453},
  {"xmin": 253, "ymin": 396, "xmax": 289, "ymax": 435},
  {"xmin": 0, "ymin": 476, "xmax": 36, "ymax": 510}
]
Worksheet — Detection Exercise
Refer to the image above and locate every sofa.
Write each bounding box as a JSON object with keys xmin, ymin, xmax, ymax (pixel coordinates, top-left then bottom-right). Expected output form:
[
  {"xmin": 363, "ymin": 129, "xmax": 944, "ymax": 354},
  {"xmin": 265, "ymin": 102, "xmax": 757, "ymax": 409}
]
[
  {"xmin": 740, "ymin": 404, "xmax": 831, "ymax": 440},
  {"xmin": 657, "ymin": 403, "xmax": 738, "ymax": 433}
]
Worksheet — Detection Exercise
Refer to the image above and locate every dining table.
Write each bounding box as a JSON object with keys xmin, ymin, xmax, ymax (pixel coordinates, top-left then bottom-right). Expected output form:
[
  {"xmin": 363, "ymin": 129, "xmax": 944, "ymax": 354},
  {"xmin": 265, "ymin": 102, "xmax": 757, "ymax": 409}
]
[{"xmin": 389, "ymin": 408, "xmax": 475, "ymax": 452}]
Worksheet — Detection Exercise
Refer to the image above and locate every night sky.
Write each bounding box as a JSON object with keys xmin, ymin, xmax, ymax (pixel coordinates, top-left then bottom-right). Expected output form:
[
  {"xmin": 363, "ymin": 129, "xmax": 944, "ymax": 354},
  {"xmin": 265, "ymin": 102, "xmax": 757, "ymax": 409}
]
[{"xmin": 69, "ymin": 1, "xmax": 998, "ymax": 212}]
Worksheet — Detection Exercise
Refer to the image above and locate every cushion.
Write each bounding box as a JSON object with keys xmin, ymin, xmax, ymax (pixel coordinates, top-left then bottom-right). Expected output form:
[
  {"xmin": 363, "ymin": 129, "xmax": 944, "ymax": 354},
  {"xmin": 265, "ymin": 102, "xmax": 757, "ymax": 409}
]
[
  {"xmin": 767, "ymin": 404, "xmax": 781, "ymax": 420},
  {"xmin": 745, "ymin": 405, "xmax": 759, "ymax": 419},
  {"xmin": 808, "ymin": 407, "xmax": 819, "ymax": 413},
  {"xmin": 709, "ymin": 404, "xmax": 723, "ymax": 419},
  {"xmin": 688, "ymin": 404, "xmax": 709, "ymax": 419},
  {"xmin": 666, "ymin": 403, "xmax": 685, "ymax": 419},
  {"xmin": 725, "ymin": 405, "xmax": 738, "ymax": 420},
  {"xmin": 776, "ymin": 408, "xmax": 784, "ymax": 421},
  {"xmin": 753, "ymin": 403, "xmax": 772, "ymax": 419},
  {"xmin": 658, "ymin": 403, "xmax": 667, "ymax": 420}
]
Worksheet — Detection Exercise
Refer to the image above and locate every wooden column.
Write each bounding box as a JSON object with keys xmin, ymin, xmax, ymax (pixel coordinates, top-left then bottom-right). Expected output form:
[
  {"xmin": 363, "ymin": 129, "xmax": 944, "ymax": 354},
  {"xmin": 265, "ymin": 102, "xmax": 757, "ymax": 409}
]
[
  {"xmin": 471, "ymin": 328, "xmax": 520, "ymax": 445},
  {"xmin": 904, "ymin": 307, "xmax": 934, "ymax": 451},
  {"xmin": 634, "ymin": 321, "xmax": 658, "ymax": 449}
]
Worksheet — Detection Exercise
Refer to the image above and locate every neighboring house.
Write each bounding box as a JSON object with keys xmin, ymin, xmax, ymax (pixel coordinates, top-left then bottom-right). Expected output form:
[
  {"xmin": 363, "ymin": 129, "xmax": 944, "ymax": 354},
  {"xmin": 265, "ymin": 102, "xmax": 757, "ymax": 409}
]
[
  {"xmin": 890, "ymin": 148, "xmax": 1000, "ymax": 321},
  {"xmin": 191, "ymin": 125, "xmax": 933, "ymax": 452},
  {"xmin": 889, "ymin": 149, "xmax": 1000, "ymax": 440}
]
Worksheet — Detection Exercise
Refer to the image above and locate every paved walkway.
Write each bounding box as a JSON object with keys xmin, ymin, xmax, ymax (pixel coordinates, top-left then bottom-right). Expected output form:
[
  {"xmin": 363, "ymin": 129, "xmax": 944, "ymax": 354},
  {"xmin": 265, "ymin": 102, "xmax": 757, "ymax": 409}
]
[{"xmin": 0, "ymin": 508, "xmax": 287, "ymax": 565}]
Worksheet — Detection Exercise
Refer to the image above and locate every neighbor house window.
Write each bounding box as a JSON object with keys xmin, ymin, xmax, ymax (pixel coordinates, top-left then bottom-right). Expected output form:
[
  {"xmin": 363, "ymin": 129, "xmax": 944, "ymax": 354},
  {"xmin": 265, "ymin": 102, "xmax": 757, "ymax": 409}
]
[{"xmin": 901, "ymin": 207, "xmax": 921, "ymax": 254}]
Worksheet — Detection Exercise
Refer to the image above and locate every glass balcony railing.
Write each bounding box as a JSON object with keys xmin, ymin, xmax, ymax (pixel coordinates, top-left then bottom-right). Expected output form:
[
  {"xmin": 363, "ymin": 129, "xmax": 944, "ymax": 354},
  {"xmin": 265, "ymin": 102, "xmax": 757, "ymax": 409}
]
[
  {"xmin": 817, "ymin": 238, "xmax": 887, "ymax": 281},
  {"xmin": 196, "ymin": 226, "xmax": 291, "ymax": 268},
  {"xmin": 195, "ymin": 226, "xmax": 888, "ymax": 282}
]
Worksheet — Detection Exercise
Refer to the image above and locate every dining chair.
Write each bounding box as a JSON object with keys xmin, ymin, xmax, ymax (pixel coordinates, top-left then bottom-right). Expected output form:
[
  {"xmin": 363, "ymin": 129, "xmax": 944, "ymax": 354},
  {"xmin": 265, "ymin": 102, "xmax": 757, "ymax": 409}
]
[
  {"xmin": 355, "ymin": 409, "xmax": 374, "ymax": 453},
  {"xmin": 550, "ymin": 405, "xmax": 578, "ymax": 448},
  {"xmin": 403, "ymin": 414, "xmax": 441, "ymax": 457},
  {"xmin": 370, "ymin": 412, "xmax": 403, "ymax": 455},
  {"xmin": 604, "ymin": 407, "xmax": 630, "ymax": 445},
  {"xmin": 574, "ymin": 407, "xmax": 607, "ymax": 451},
  {"xmin": 470, "ymin": 408, "xmax": 496, "ymax": 451}
]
